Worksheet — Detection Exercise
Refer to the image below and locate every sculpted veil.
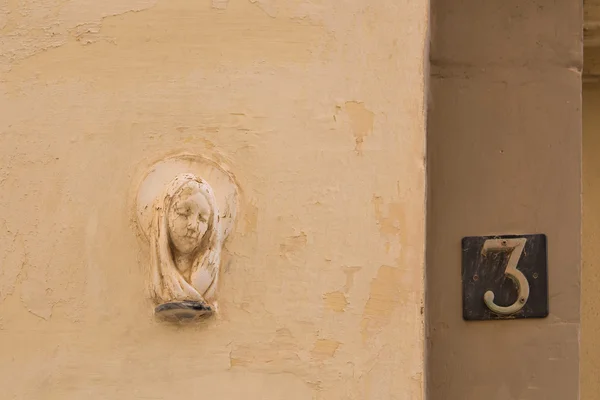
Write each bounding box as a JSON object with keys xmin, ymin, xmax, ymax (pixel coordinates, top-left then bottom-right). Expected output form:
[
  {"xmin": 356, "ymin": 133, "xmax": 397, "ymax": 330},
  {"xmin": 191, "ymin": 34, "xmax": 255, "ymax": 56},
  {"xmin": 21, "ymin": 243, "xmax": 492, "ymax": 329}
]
[
  {"xmin": 135, "ymin": 155, "xmax": 239, "ymax": 320},
  {"xmin": 149, "ymin": 173, "xmax": 223, "ymax": 306}
]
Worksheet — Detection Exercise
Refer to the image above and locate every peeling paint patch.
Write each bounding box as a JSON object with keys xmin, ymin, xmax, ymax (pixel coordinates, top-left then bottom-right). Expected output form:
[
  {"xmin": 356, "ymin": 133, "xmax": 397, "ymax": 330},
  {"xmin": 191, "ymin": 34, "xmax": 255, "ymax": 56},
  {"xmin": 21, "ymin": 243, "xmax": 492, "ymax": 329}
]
[
  {"xmin": 372, "ymin": 196, "xmax": 406, "ymax": 236},
  {"xmin": 0, "ymin": 0, "xmax": 158, "ymax": 69},
  {"xmin": 323, "ymin": 291, "xmax": 348, "ymax": 312},
  {"xmin": 71, "ymin": 22, "xmax": 104, "ymax": 45},
  {"xmin": 342, "ymin": 266, "xmax": 361, "ymax": 293},
  {"xmin": 212, "ymin": 0, "xmax": 229, "ymax": 10},
  {"xmin": 361, "ymin": 265, "xmax": 404, "ymax": 341},
  {"xmin": 311, "ymin": 339, "xmax": 340, "ymax": 359},
  {"xmin": 5, "ymin": 0, "xmax": 327, "ymax": 87},
  {"xmin": 345, "ymin": 101, "xmax": 375, "ymax": 154},
  {"xmin": 230, "ymin": 328, "xmax": 301, "ymax": 369},
  {"xmin": 279, "ymin": 232, "xmax": 307, "ymax": 259}
]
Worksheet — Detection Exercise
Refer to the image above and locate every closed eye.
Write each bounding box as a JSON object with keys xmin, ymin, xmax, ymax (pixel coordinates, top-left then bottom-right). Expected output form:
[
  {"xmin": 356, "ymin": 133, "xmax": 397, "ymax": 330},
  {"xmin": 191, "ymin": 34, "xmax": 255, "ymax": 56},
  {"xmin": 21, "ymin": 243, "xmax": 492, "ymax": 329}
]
[{"xmin": 177, "ymin": 208, "xmax": 190, "ymax": 216}]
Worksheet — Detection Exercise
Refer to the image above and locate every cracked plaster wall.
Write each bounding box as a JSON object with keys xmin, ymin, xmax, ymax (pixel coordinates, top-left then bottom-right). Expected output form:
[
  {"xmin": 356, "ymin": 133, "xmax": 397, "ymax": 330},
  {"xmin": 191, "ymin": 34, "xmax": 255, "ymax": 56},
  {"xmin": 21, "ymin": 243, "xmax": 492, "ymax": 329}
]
[{"xmin": 0, "ymin": 0, "xmax": 428, "ymax": 398}]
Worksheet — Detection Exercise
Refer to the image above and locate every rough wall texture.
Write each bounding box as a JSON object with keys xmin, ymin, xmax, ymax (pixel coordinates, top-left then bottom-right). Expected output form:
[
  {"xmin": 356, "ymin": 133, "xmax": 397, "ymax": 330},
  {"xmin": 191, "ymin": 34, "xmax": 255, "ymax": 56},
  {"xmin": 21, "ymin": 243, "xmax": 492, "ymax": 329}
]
[
  {"xmin": 583, "ymin": 82, "xmax": 600, "ymax": 400},
  {"xmin": 0, "ymin": 0, "xmax": 428, "ymax": 398},
  {"xmin": 427, "ymin": 1, "xmax": 582, "ymax": 399}
]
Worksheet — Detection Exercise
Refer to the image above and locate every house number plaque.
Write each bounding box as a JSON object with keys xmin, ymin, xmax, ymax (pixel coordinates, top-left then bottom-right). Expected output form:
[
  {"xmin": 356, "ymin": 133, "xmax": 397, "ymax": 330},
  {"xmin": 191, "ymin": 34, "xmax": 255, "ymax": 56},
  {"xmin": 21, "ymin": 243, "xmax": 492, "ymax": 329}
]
[{"xmin": 462, "ymin": 234, "xmax": 548, "ymax": 321}]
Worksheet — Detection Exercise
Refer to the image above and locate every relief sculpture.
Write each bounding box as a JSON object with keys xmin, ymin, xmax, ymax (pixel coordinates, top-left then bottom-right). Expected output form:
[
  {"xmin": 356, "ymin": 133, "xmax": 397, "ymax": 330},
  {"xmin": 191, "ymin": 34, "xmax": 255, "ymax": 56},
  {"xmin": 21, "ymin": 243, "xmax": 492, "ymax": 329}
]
[{"xmin": 135, "ymin": 155, "xmax": 239, "ymax": 321}]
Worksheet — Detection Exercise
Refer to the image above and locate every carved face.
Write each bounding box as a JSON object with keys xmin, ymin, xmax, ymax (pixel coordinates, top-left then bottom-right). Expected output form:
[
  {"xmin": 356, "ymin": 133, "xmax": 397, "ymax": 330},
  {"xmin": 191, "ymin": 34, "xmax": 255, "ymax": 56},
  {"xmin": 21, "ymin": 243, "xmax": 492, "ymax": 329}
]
[{"xmin": 168, "ymin": 183, "xmax": 212, "ymax": 255}]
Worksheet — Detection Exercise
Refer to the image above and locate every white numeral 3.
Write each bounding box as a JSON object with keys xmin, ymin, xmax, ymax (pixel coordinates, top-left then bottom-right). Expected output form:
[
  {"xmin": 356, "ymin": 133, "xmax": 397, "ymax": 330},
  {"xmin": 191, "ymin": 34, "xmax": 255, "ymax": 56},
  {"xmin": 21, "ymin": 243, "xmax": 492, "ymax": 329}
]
[{"xmin": 481, "ymin": 238, "xmax": 529, "ymax": 316}]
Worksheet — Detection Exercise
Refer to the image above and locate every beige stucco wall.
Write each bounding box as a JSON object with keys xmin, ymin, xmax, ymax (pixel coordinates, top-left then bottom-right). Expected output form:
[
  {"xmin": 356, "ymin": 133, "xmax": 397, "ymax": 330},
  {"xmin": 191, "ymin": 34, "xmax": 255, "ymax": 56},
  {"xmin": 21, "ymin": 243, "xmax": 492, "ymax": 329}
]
[
  {"xmin": 583, "ymin": 82, "xmax": 600, "ymax": 400},
  {"xmin": 428, "ymin": 1, "xmax": 581, "ymax": 398},
  {"xmin": 0, "ymin": 1, "xmax": 428, "ymax": 398}
]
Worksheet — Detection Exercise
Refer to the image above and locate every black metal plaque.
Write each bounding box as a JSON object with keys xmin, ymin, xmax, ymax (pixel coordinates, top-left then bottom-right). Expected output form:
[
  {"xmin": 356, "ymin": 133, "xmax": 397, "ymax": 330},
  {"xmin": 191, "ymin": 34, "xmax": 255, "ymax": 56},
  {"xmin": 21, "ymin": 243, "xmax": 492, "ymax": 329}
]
[{"xmin": 462, "ymin": 234, "xmax": 548, "ymax": 321}]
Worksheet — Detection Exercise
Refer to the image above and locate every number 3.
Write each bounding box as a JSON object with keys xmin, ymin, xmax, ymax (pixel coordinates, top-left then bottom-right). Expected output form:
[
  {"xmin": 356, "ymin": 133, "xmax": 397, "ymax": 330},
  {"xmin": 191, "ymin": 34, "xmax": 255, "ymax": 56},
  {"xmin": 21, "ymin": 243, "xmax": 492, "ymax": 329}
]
[{"xmin": 481, "ymin": 237, "xmax": 529, "ymax": 316}]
